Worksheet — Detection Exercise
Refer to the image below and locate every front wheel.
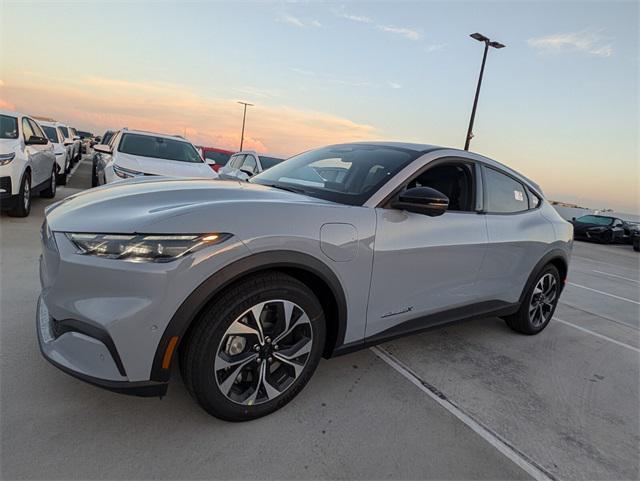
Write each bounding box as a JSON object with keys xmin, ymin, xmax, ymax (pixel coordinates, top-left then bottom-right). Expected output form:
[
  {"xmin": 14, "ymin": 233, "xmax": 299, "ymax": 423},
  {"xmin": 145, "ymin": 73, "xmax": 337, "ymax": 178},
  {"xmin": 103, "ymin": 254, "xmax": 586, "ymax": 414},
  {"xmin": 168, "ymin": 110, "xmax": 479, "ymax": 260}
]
[
  {"xmin": 7, "ymin": 172, "xmax": 31, "ymax": 217},
  {"xmin": 503, "ymin": 265, "xmax": 560, "ymax": 335},
  {"xmin": 41, "ymin": 166, "xmax": 57, "ymax": 198},
  {"xmin": 180, "ymin": 272, "xmax": 326, "ymax": 421}
]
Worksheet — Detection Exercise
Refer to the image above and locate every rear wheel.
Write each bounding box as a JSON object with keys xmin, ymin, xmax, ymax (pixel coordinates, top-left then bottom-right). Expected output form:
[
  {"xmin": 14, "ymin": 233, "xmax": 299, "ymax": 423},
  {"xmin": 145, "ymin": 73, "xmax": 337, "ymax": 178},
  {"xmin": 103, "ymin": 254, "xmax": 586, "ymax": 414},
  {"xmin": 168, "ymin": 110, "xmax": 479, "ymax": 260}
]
[
  {"xmin": 181, "ymin": 272, "xmax": 325, "ymax": 421},
  {"xmin": 41, "ymin": 166, "xmax": 57, "ymax": 198},
  {"xmin": 504, "ymin": 265, "xmax": 560, "ymax": 335},
  {"xmin": 7, "ymin": 172, "xmax": 31, "ymax": 217}
]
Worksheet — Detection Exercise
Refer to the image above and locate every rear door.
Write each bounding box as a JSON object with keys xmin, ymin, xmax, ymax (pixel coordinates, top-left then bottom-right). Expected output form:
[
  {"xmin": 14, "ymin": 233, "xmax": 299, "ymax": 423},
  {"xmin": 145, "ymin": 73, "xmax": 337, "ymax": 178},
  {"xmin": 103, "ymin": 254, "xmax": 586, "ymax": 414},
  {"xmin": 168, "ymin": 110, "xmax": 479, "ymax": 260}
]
[
  {"xmin": 366, "ymin": 158, "xmax": 489, "ymax": 339},
  {"xmin": 29, "ymin": 119, "xmax": 55, "ymax": 182},
  {"xmin": 478, "ymin": 165, "xmax": 555, "ymax": 305}
]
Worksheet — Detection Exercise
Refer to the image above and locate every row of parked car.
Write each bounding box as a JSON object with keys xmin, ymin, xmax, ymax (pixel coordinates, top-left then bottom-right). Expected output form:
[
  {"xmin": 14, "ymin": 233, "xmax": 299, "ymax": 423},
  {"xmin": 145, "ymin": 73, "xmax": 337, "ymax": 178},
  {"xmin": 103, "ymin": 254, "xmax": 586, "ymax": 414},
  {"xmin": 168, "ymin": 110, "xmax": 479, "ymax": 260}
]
[
  {"xmin": 90, "ymin": 128, "xmax": 284, "ymax": 187},
  {"xmin": 0, "ymin": 110, "xmax": 92, "ymax": 217}
]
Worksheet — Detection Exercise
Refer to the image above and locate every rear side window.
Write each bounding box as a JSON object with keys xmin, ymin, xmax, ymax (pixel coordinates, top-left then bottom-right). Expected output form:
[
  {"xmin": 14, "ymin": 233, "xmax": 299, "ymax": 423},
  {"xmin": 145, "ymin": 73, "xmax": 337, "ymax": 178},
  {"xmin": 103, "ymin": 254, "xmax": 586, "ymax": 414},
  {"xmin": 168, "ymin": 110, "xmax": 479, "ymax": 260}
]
[
  {"xmin": 29, "ymin": 119, "xmax": 46, "ymax": 139},
  {"xmin": 0, "ymin": 115, "xmax": 18, "ymax": 139},
  {"xmin": 483, "ymin": 167, "xmax": 528, "ymax": 214},
  {"xmin": 259, "ymin": 156, "xmax": 283, "ymax": 170}
]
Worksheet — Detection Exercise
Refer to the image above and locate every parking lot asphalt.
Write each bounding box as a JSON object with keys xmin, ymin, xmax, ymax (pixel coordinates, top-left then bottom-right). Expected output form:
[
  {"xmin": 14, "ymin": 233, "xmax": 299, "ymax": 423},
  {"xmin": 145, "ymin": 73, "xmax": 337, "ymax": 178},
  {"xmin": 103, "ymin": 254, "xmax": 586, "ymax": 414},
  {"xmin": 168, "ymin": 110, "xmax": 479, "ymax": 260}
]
[{"xmin": 1, "ymin": 158, "xmax": 638, "ymax": 480}]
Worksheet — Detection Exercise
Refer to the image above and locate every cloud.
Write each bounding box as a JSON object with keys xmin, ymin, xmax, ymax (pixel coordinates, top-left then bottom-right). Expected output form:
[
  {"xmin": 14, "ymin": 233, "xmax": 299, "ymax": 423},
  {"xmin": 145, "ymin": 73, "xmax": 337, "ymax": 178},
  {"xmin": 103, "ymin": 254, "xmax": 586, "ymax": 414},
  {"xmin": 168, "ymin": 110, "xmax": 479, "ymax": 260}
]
[
  {"xmin": 376, "ymin": 25, "xmax": 422, "ymax": 40},
  {"xmin": 426, "ymin": 43, "xmax": 447, "ymax": 52},
  {"xmin": 387, "ymin": 82, "xmax": 402, "ymax": 89},
  {"xmin": 528, "ymin": 30, "xmax": 613, "ymax": 57},
  {"xmin": 1, "ymin": 73, "xmax": 378, "ymax": 157},
  {"xmin": 332, "ymin": 7, "xmax": 373, "ymax": 24},
  {"xmin": 0, "ymin": 98, "xmax": 15, "ymax": 110},
  {"xmin": 277, "ymin": 13, "xmax": 322, "ymax": 28}
]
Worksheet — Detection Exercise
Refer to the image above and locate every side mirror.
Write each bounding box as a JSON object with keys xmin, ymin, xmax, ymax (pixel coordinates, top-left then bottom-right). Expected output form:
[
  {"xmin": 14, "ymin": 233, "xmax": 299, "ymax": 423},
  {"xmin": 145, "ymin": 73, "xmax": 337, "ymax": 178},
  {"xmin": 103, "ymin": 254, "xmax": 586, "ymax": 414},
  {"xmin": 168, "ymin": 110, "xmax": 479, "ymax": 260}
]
[
  {"xmin": 73, "ymin": 136, "xmax": 80, "ymax": 141},
  {"xmin": 93, "ymin": 144, "xmax": 112, "ymax": 154},
  {"xmin": 571, "ymin": 217, "xmax": 576, "ymax": 222},
  {"xmin": 26, "ymin": 135, "xmax": 48, "ymax": 145},
  {"xmin": 391, "ymin": 186, "xmax": 449, "ymax": 217},
  {"xmin": 205, "ymin": 158, "xmax": 216, "ymax": 165}
]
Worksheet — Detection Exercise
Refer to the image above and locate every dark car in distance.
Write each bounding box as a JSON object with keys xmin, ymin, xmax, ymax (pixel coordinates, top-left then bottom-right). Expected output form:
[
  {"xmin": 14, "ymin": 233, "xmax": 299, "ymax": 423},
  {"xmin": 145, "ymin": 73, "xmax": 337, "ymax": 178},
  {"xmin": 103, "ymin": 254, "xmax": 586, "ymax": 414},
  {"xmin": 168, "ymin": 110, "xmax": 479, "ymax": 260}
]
[{"xmin": 571, "ymin": 215, "xmax": 639, "ymax": 244}]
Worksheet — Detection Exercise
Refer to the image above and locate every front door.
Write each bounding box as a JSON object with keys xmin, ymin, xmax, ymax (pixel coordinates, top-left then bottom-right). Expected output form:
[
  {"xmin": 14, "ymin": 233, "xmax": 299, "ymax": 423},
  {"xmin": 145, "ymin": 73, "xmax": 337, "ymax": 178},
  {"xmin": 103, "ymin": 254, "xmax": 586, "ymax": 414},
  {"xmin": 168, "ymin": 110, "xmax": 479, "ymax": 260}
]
[{"xmin": 366, "ymin": 160, "xmax": 488, "ymax": 339}]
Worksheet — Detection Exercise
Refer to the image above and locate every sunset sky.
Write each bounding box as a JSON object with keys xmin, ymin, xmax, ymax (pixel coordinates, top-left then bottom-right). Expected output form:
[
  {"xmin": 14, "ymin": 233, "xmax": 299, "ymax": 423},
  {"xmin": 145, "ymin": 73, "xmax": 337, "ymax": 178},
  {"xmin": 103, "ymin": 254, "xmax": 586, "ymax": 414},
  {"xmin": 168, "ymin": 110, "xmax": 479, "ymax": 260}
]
[{"xmin": 1, "ymin": 1, "xmax": 637, "ymax": 212}]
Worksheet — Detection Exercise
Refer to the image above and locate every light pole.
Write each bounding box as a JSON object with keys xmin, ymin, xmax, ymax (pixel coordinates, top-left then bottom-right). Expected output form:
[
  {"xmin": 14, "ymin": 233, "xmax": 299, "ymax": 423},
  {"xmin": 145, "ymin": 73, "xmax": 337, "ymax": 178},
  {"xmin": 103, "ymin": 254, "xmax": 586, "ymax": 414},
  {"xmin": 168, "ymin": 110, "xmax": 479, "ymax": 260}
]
[
  {"xmin": 464, "ymin": 33, "xmax": 505, "ymax": 151},
  {"xmin": 238, "ymin": 101, "xmax": 254, "ymax": 151}
]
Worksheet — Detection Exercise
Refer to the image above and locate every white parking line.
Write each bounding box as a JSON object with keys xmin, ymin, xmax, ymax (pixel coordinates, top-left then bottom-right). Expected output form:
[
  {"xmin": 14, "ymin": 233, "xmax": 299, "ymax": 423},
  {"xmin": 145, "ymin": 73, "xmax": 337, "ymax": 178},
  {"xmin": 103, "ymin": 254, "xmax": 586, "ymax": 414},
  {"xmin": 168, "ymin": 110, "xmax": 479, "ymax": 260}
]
[
  {"xmin": 567, "ymin": 282, "xmax": 640, "ymax": 305},
  {"xmin": 553, "ymin": 317, "xmax": 640, "ymax": 353},
  {"xmin": 592, "ymin": 270, "xmax": 640, "ymax": 284},
  {"xmin": 371, "ymin": 346, "xmax": 557, "ymax": 481}
]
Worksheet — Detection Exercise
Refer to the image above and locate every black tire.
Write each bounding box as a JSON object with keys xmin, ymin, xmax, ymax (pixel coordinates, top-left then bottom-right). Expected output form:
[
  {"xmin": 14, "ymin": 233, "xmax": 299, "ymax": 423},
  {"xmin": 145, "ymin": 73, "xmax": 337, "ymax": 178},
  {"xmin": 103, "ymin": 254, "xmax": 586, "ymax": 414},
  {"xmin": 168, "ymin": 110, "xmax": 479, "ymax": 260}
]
[
  {"xmin": 633, "ymin": 238, "xmax": 640, "ymax": 252},
  {"xmin": 7, "ymin": 171, "xmax": 31, "ymax": 217},
  {"xmin": 91, "ymin": 160, "xmax": 98, "ymax": 187},
  {"xmin": 180, "ymin": 271, "xmax": 326, "ymax": 421},
  {"xmin": 41, "ymin": 166, "xmax": 57, "ymax": 198},
  {"xmin": 503, "ymin": 264, "xmax": 560, "ymax": 335},
  {"xmin": 56, "ymin": 164, "xmax": 67, "ymax": 186}
]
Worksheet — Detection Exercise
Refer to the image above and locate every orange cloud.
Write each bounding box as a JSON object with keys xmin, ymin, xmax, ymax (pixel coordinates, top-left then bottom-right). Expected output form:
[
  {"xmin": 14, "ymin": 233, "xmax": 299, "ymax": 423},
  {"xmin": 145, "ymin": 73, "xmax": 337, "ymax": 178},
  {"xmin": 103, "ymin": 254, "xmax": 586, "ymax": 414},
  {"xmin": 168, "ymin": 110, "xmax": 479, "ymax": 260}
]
[
  {"xmin": 2, "ymin": 73, "xmax": 377, "ymax": 157},
  {"xmin": 0, "ymin": 98, "xmax": 16, "ymax": 110}
]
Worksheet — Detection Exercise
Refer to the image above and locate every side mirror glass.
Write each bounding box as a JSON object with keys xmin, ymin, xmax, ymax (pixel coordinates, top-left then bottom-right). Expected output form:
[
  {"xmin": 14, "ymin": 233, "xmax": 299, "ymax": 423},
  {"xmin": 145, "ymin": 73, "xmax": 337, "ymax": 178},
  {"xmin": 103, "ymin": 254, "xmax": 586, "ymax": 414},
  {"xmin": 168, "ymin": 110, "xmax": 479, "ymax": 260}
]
[
  {"xmin": 93, "ymin": 144, "xmax": 112, "ymax": 154},
  {"xmin": 391, "ymin": 186, "xmax": 449, "ymax": 217}
]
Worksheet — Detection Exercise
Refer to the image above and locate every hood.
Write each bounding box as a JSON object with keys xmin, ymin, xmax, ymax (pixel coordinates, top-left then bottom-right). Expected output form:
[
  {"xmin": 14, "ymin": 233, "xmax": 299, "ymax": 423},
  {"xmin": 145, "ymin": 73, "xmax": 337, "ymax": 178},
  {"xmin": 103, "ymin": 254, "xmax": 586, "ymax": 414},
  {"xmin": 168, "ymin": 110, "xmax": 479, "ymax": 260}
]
[
  {"xmin": 45, "ymin": 177, "xmax": 332, "ymax": 232},
  {"xmin": 117, "ymin": 152, "xmax": 217, "ymax": 179},
  {"xmin": 0, "ymin": 139, "xmax": 20, "ymax": 155}
]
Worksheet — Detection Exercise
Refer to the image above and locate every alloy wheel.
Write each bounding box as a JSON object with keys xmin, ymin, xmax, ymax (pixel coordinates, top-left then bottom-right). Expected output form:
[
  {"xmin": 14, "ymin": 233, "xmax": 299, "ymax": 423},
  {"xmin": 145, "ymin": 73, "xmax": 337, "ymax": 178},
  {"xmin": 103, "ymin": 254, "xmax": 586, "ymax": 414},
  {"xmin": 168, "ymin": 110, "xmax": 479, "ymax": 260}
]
[
  {"xmin": 215, "ymin": 300, "xmax": 313, "ymax": 406},
  {"xmin": 529, "ymin": 273, "xmax": 557, "ymax": 327},
  {"xmin": 23, "ymin": 179, "xmax": 30, "ymax": 210}
]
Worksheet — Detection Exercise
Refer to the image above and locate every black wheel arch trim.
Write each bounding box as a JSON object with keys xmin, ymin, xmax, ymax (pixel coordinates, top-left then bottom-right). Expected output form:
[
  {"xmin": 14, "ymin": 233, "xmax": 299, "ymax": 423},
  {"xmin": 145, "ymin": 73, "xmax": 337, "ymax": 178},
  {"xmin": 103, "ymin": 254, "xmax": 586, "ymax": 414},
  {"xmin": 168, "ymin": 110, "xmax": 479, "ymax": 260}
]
[
  {"xmin": 150, "ymin": 250, "xmax": 348, "ymax": 382},
  {"xmin": 518, "ymin": 248, "xmax": 568, "ymax": 306}
]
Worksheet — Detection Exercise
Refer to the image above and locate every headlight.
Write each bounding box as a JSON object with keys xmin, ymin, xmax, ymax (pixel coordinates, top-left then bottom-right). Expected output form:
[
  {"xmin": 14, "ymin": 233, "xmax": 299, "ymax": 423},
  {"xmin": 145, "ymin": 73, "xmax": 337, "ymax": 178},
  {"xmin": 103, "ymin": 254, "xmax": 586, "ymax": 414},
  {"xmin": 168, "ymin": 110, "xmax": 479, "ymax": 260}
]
[
  {"xmin": 0, "ymin": 152, "xmax": 15, "ymax": 165},
  {"xmin": 113, "ymin": 164, "xmax": 143, "ymax": 179},
  {"xmin": 65, "ymin": 233, "xmax": 232, "ymax": 262}
]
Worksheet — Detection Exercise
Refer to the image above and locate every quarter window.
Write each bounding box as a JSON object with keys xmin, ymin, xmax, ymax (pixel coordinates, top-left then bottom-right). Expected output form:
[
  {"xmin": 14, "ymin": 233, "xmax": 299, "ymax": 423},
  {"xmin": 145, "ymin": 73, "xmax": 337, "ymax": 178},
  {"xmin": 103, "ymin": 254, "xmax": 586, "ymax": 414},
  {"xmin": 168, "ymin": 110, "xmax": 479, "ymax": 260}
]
[
  {"xmin": 22, "ymin": 118, "xmax": 35, "ymax": 141},
  {"xmin": 29, "ymin": 119, "xmax": 46, "ymax": 139},
  {"xmin": 483, "ymin": 167, "xmax": 528, "ymax": 214}
]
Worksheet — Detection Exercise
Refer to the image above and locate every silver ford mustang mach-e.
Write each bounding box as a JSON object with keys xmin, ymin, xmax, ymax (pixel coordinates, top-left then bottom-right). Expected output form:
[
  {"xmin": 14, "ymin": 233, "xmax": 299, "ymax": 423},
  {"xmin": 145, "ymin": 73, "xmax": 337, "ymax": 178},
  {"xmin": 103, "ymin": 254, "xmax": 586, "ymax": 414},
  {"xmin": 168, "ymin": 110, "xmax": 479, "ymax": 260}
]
[{"xmin": 38, "ymin": 142, "xmax": 572, "ymax": 421}]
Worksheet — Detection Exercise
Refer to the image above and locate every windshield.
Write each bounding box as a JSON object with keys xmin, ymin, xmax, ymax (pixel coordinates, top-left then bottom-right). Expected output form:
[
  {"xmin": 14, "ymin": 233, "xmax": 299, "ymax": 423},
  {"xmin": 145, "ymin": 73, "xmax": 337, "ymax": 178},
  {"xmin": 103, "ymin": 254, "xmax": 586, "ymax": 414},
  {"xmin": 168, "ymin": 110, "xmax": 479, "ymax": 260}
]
[
  {"xmin": 204, "ymin": 150, "xmax": 231, "ymax": 165},
  {"xmin": 251, "ymin": 144, "xmax": 418, "ymax": 205},
  {"xmin": 59, "ymin": 126, "xmax": 69, "ymax": 137},
  {"xmin": 118, "ymin": 133, "xmax": 203, "ymax": 163},
  {"xmin": 41, "ymin": 125, "xmax": 59, "ymax": 143},
  {"xmin": 576, "ymin": 215, "xmax": 614, "ymax": 226},
  {"xmin": 0, "ymin": 115, "xmax": 18, "ymax": 139}
]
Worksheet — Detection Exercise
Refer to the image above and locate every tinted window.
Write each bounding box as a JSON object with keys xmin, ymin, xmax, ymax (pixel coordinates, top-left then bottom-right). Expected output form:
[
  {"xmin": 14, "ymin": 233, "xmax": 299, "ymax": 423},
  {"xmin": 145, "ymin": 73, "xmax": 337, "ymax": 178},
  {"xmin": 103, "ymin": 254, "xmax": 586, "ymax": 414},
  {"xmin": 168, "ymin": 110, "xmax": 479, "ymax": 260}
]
[
  {"xmin": 102, "ymin": 131, "xmax": 114, "ymax": 145},
  {"xmin": 22, "ymin": 118, "xmax": 35, "ymax": 141},
  {"xmin": 28, "ymin": 119, "xmax": 46, "ymax": 139},
  {"xmin": 230, "ymin": 155, "xmax": 245, "ymax": 169},
  {"xmin": 242, "ymin": 155, "xmax": 257, "ymax": 173},
  {"xmin": 42, "ymin": 126, "xmax": 59, "ymax": 143},
  {"xmin": 259, "ymin": 156, "xmax": 283, "ymax": 170},
  {"xmin": 0, "ymin": 115, "xmax": 18, "ymax": 139},
  {"xmin": 484, "ymin": 167, "xmax": 528, "ymax": 214},
  {"xmin": 407, "ymin": 163, "xmax": 475, "ymax": 212},
  {"xmin": 69, "ymin": 127, "xmax": 77, "ymax": 137},
  {"xmin": 575, "ymin": 215, "xmax": 614, "ymax": 226},
  {"xmin": 204, "ymin": 150, "xmax": 231, "ymax": 165},
  {"xmin": 118, "ymin": 133, "xmax": 202, "ymax": 163},
  {"xmin": 252, "ymin": 144, "xmax": 417, "ymax": 206},
  {"xmin": 59, "ymin": 126, "xmax": 69, "ymax": 137}
]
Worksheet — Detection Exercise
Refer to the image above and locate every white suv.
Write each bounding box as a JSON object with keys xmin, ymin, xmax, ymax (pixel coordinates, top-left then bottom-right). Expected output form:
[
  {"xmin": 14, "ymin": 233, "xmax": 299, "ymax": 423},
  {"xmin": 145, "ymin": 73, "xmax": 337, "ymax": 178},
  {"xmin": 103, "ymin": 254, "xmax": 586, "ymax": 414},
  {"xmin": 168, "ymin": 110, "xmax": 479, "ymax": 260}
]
[
  {"xmin": 218, "ymin": 150, "xmax": 283, "ymax": 181},
  {"xmin": 57, "ymin": 124, "xmax": 81, "ymax": 164},
  {"xmin": 38, "ymin": 120, "xmax": 71, "ymax": 185},
  {"xmin": 94, "ymin": 129, "xmax": 218, "ymax": 184},
  {"xmin": 0, "ymin": 110, "xmax": 57, "ymax": 217}
]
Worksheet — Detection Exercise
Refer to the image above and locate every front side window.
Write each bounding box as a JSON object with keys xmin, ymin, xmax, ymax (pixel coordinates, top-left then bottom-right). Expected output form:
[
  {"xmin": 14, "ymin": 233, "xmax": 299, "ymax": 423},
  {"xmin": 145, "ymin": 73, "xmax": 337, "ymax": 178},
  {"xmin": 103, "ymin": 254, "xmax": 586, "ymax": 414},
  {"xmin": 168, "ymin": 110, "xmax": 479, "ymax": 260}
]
[
  {"xmin": 404, "ymin": 162, "xmax": 475, "ymax": 212},
  {"xmin": 230, "ymin": 155, "xmax": 245, "ymax": 169},
  {"xmin": 69, "ymin": 127, "xmax": 77, "ymax": 137},
  {"xmin": 252, "ymin": 144, "xmax": 417, "ymax": 206},
  {"xmin": 28, "ymin": 119, "xmax": 46, "ymax": 139},
  {"xmin": 59, "ymin": 126, "xmax": 69, "ymax": 138},
  {"xmin": 0, "ymin": 115, "xmax": 18, "ymax": 139},
  {"xmin": 42, "ymin": 126, "xmax": 60, "ymax": 143},
  {"xmin": 242, "ymin": 155, "xmax": 257, "ymax": 173},
  {"xmin": 22, "ymin": 118, "xmax": 35, "ymax": 141},
  {"xmin": 483, "ymin": 167, "xmax": 528, "ymax": 214},
  {"xmin": 118, "ymin": 133, "xmax": 203, "ymax": 163}
]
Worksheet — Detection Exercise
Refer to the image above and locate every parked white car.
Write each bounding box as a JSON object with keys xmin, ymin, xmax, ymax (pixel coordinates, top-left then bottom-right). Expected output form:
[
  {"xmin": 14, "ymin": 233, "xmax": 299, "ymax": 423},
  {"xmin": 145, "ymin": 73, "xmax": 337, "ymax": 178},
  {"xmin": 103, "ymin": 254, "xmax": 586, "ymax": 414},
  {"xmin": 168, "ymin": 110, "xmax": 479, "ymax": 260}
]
[
  {"xmin": 0, "ymin": 110, "xmax": 57, "ymax": 217},
  {"xmin": 94, "ymin": 129, "xmax": 218, "ymax": 184},
  {"xmin": 57, "ymin": 124, "xmax": 81, "ymax": 164},
  {"xmin": 218, "ymin": 150, "xmax": 284, "ymax": 181},
  {"xmin": 38, "ymin": 120, "xmax": 71, "ymax": 185}
]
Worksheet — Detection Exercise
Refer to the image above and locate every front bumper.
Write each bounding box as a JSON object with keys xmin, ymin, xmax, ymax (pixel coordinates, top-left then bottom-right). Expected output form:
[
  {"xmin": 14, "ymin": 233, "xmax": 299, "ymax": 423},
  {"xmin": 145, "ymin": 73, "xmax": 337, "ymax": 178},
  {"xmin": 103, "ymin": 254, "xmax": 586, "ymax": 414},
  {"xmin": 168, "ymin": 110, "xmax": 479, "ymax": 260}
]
[{"xmin": 37, "ymin": 295, "xmax": 168, "ymax": 397}]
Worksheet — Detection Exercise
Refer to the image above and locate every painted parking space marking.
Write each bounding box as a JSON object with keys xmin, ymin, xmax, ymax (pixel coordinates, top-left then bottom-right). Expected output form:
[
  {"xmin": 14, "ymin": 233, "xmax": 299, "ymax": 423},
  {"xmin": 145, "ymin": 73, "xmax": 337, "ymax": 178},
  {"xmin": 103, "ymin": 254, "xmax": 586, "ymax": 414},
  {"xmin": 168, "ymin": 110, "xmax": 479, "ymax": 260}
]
[
  {"xmin": 371, "ymin": 346, "xmax": 557, "ymax": 481},
  {"xmin": 591, "ymin": 270, "xmax": 640, "ymax": 284},
  {"xmin": 553, "ymin": 317, "xmax": 640, "ymax": 353},
  {"xmin": 566, "ymin": 282, "xmax": 640, "ymax": 305}
]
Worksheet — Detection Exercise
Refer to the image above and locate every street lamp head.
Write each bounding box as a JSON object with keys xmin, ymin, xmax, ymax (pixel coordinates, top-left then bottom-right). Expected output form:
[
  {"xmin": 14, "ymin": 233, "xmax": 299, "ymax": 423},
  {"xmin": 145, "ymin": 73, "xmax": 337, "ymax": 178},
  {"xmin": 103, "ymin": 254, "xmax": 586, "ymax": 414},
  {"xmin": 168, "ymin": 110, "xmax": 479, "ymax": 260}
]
[
  {"xmin": 470, "ymin": 32, "xmax": 489, "ymax": 42},
  {"xmin": 489, "ymin": 41, "xmax": 506, "ymax": 49},
  {"xmin": 238, "ymin": 101, "xmax": 254, "ymax": 107}
]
